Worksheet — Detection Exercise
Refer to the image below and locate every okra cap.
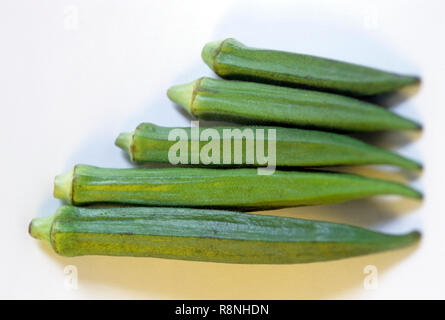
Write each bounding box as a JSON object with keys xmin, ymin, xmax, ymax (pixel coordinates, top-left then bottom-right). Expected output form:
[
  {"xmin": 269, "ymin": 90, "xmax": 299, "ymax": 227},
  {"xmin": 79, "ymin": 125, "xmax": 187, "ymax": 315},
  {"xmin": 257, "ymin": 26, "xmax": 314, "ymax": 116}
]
[
  {"xmin": 167, "ymin": 80, "xmax": 196, "ymax": 114},
  {"xmin": 29, "ymin": 214, "xmax": 55, "ymax": 246},
  {"xmin": 115, "ymin": 131, "xmax": 134, "ymax": 161},
  {"xmin": 201, "ymin": 40, "xmax": 224, "ymax": 70},
  {"xmin": 54, "ymin": 168, "xmax": 74, "ymax": 204}
]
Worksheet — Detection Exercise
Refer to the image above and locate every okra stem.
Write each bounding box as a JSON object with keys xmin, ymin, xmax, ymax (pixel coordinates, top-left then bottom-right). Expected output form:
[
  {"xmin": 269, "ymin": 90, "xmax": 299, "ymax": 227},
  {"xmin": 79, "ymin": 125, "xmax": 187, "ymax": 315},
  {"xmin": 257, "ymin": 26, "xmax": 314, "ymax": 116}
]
[
  {"xmin": 29, "ymin": 215, "xmax": 53, "ymax": 244},
  {"xmin": 53, "ymin": 168, "xmax": 73, "ymax": 204},
  {"xmin": 115, "ymin": 132, "xmax": 134, "ymax": 161}
]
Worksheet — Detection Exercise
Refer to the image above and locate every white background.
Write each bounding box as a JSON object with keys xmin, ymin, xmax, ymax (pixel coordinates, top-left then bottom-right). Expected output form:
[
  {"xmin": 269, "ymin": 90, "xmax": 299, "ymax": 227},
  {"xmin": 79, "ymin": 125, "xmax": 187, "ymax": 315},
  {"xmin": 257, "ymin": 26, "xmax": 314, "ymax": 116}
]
[{"xmin": 1, "ymin": 0, "xmax": 444, "ymax": 299}]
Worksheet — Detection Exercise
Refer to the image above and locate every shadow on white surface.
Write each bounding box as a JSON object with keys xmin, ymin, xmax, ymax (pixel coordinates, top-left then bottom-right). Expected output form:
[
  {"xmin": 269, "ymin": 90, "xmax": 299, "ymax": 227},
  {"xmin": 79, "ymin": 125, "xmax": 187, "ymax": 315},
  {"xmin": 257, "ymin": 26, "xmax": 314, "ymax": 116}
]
[
  {"xmin": 36, "ymin": 237, "xmax": 420, "ymax": 299},
  {"xmin": 364, "ymin": 84, "xmax": 421, "ymax": 109}
]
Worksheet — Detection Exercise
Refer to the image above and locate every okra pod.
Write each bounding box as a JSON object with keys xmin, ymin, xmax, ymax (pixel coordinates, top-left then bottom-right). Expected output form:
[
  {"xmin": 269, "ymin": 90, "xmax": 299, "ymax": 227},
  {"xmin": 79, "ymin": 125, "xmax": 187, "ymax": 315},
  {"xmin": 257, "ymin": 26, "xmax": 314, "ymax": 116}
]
[
  {"xmin": 202, "ymin": 38, "xmax": 420, "ymax": 96},
  {"xmin": 167, "ymin": 77, "xmax": 419, "ymax": 131},
  {"xmin": 29, "ymin": 205, "xmax": 420, "ymax": 263},
  {"xmin": 116, "ymin": 123, "xmax": 421, "ymax": 169},
  {"xmin": 54, "ymin": 165, "xmax": 421, "ymax": 209}
]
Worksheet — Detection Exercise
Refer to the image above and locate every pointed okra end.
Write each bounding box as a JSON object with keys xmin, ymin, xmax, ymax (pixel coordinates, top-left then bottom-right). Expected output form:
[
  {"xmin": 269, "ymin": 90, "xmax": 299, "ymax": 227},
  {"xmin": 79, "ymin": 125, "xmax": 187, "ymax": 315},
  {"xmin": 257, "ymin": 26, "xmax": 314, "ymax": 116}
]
[
  {"xmin": 400, "ymin": 75, "xmax": 421, "ymax": 90},
  {"xmin": 115, "ymin": 131, "xmax": 134, "ymax": 161},
  {"xmin": 380, "ymin": 151, "xmax": 423, "ymax": 170},
  {"xmin": 380, "ymin": 230, "xmax": 421, "ymax": 253},
  {"xmin": 386, "ymin": 112, "xmax": 422, "ymax": 131},
  {"xmin": 410, "ymin": 75, "xmax": 421, "ymax": 86},
  {"xmin": 394, "ymin": 183, "xmax": 423, "ymax": 200},
  {"xmin": 400, "ymin": 158, "xmax": 423, "ymax": 171},
  {"xmin": 29, "ymin": 214, "xmax": 55, "ymax": 246},
  {"xmin": 395, "ymin": 155, "xmax": 423, "ymax": 170},
  {"xmin": 167, "ymin": 80, "xmax": 196, "ymax": 114},
  {"xmin": 361, "ymin": 175, "xmax": 423, "ymax": 200},
  {"xmin": 405, "ymin": 119, "xmax": 423, "ymax": 131},
  {"xmin": 394, "ymin": 230, "xmax": 421, "ymax": 250},
  {"xmin": 54, "ymin": 168, "xmax": 74, "ymax": 204},
  {"xmin": 202, "ymin": 39, "xmax": 224, "ymax": 71},
  {"xmin": 407, "ymin": 230, "xmax": 422, "ymax": 243},
  {"xmin": 393, "ymin": 183, "xmax": 423, "ymax": 199}
]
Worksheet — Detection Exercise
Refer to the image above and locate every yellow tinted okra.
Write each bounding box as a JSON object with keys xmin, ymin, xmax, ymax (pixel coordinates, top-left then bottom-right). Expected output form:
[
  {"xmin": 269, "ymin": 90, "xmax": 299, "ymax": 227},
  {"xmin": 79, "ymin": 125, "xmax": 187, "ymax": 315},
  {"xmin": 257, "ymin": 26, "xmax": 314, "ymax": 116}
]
[
  {"xmin": 202, "ymin": 38, "xmax": 420, "ymax": 96},
  {"xmin": 29, "ymin": 205, "xmax": 420, "ymax": 263},
  {"xmin": 116, "ymin": 123, "xmax": 421, "ymax": 169},
  {"xmin": 54, "ymin": 165, "xmax": 421, "ymax": 209},
  {"xmin": 167, "ymin": 77, "xmax": 419, "ymax": 131}
]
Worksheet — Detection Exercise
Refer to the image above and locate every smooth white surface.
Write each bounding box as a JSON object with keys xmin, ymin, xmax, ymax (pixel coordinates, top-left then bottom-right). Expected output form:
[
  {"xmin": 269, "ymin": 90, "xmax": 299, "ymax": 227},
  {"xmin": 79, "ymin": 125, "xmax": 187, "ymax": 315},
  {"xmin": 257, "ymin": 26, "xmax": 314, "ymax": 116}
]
[{"xmin": 1, "ymin": 0, "xmax": 444, "ymax": 299}]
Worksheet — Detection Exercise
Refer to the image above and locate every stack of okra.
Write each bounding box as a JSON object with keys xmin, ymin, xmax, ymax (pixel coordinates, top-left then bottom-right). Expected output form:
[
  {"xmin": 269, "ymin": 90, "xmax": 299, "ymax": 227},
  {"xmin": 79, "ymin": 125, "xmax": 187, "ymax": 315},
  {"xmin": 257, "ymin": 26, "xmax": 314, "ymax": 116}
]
[{"xmin": 30, "ymin": 38, "xmax": 422, "ymax": 264}]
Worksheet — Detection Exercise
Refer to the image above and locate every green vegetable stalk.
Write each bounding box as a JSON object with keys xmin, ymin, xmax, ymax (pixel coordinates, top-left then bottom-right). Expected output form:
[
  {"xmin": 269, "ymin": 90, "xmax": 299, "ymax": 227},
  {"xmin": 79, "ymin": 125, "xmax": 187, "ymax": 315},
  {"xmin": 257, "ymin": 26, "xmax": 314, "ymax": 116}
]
[
  {"xmin": 167, "ymin": 77, "xmax": 420, "ymax": 131},
  {"xmin": 202, "ymin": 38, "xmax": 420, "ymax": 96},
  {"xmin": 29, "ymin": 205, "xmax": 420, "ymax": 263},
  {"xmin": 116, "ymin": 122, "xmax": 421, "ymax": 169},
  {"xmin": 54, "ymin": 164, "xmax": 421, "ymax": 209}
]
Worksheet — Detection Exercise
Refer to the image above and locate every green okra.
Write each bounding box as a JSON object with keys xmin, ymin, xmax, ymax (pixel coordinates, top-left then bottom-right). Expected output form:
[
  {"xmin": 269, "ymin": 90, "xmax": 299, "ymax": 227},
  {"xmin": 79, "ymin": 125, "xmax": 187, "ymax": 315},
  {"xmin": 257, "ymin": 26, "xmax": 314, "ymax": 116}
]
[
  {"xmin": 54, "ymin": 164, "xmax": 421, "ymax": 209},
  {"xmin": 116, "ymin": 122, "xmax": 421, "ymax": 169},
  {"xmin": 202, "ymin": 38, "xmax": 420, "ymax": 96},
  {"xmin": 29, "ymin": 205, "xmax": 420, "ymax": 263},
  {"xmin": 167, "ymin": 77, "xmax": 420, "ymax": 131}
]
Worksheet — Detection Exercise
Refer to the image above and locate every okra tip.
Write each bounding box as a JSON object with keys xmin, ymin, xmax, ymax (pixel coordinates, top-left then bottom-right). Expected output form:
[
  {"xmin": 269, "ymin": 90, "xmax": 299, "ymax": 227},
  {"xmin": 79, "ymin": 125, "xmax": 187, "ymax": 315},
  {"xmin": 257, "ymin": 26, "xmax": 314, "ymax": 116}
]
[
  {"xmin": 413, "ymin": 75, "xmax": 421, "ymax": 85},
  {"xmin": 403, "ymin": 75, "xmax": 421, "ymax": 89},
  {"xmin": 376, "ymin": 179, "xmax": 423, "ymax": 199},
  {"xmin": 411, "ymin": 230, "xmax": 422, "ymax": 241},
  {"xmin": 115, "ymin": 132, "xmax": 134, "ymax": 161},
  {"xmin": 391, "ymin": 154, "xmax": 423, "ymax": 170},
  {"xmin": 167, "ymin": 81, "xmax": 196, "ymax": 114},
  {"xmin": 389, "ymin": 114, "xmax": 422, "ymax": 131},
  {"xmin": 403, "ymin": 186, "xmax": 423, "ymax": 200},
  {"xmin": 415, "ymin": 122, "xmax": 423, "ymax": 131},
  {"xmin": 29, "ymin": 214, "xmax": 54, "ymax": 245},
  {"xmin": 53, "ymin": 169, "xmax": 74, "ymax": 204},
  {"xmin": 411, "ymin": 160, "xmax": 423, "ymax": 171},
  {"xmin": 398, "ymin": 230, "xmax": 422, "ymax": 248},
  {"xmin": 201, "ymin": 39, "xmax": 224, "ymax": 70}
]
